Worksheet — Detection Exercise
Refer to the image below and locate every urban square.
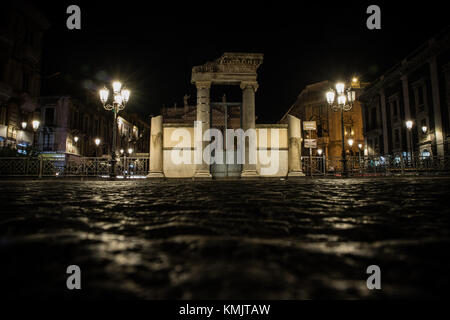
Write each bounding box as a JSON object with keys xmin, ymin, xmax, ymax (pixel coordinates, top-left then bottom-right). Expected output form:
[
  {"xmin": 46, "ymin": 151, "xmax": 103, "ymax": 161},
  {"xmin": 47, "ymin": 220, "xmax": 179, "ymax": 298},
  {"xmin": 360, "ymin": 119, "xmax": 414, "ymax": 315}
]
[{"xmin": 1, "ymin": 0, "xmax": 450, "ymax": 304}]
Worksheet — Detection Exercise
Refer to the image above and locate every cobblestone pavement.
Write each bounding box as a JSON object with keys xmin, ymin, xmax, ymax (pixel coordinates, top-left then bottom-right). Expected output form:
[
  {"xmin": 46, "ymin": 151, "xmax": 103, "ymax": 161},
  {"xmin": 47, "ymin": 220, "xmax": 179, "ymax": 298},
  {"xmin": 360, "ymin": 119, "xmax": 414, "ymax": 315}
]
[{"xmin": 1, "ymin": 177, "xmax": 450, "ymax": 299}]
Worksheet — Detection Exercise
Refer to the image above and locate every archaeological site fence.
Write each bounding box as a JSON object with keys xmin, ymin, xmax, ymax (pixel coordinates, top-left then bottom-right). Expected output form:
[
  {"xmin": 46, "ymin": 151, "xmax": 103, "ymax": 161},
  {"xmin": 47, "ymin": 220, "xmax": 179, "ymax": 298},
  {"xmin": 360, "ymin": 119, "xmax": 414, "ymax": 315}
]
[
  {"xmin": 0, "ymin": 154, "xmax": 449, "ymax": 178},
  {"xmin": 0, "ymin": 156, "xmax": 149, "ymax": 178}
]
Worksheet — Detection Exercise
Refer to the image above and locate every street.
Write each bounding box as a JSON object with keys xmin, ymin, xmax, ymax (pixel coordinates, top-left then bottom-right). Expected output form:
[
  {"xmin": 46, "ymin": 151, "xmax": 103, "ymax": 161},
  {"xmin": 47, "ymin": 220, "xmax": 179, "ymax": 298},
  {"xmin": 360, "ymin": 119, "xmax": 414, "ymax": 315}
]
[{"xmin": 1, "ymin": 177, "xmax": 449, "ymax": 298}]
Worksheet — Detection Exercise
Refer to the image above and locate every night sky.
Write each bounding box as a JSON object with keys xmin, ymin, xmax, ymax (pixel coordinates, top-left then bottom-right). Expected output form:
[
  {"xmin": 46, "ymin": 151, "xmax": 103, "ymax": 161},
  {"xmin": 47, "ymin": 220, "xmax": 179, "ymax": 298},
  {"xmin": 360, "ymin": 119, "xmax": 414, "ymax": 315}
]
[{"xmin": 32, "ymin": 0, "xmax": 448, "ymax": 123}]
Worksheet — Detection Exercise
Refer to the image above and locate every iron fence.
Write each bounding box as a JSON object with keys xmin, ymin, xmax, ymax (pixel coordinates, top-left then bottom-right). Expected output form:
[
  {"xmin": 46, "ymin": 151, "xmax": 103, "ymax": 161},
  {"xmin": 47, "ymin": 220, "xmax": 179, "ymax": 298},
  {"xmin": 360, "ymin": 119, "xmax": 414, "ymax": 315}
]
[
  {"xmin": 0, "ymin": 156, "xmax": 150, "ymax": 178},
  {"xmin": 301, "ymin": 155, "xmax": 450, "ymax": 176}
]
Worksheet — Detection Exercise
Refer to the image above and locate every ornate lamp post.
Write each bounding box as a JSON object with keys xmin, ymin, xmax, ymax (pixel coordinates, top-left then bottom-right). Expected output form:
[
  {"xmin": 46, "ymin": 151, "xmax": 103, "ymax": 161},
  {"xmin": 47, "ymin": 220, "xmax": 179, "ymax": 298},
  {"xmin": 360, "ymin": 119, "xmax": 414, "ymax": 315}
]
[
  {"xmin": 32, "ymin": 120, "xmax": 40, "ymax": 153},
  {"xmin": 95, "ymin": 138, "xmax": 101, "ymax": 157},
  {"xmin": 326, "ymin": 82, "xmax": 356, "ymax": 177},
  {"xmin": 406, "ymin": 120, "xmax": 414, "ymax": 163},
  {"xmin": 99, "ymin": 81, "xmax": 130, "ymax": 178}
]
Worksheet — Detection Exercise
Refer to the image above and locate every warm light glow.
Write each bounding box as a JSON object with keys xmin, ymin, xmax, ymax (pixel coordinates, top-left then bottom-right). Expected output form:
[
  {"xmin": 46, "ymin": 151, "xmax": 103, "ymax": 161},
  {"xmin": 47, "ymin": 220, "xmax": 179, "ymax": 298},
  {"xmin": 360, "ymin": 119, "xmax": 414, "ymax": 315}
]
[
  {"xmin": 352, "ymin": 77, "xmax": 358, "ymax": 83},
  {"xmin": 121, "ymin": 88, "xmax": 130, "ymax": 103},
  {"xmin": 128, "ymin": 148, "xmax": 133, "ymax": 154},
  {"xmin": 336, "ymin": 83, "xmax": 345, "ymax": 95},
  {"xmin": 112, "ymin": 81, "xmax": 122, "ymax": 94},
  {"xmin": 114, "ymin": 93, "xmax": 124, "ymax": 105},
  {"xmin": 21, "ymin": 122, "xmax": 27, "ymax": 130},
  {"xmin": 32, "ymin": 120, "xmax": 40, "ymax": 131},
  {"xmin": 317, "ymin": 148, "xmax": 323, "ymax": 156},
  {"xmin": 348, "ymin": 138, "xmax": 354, "ymax": 147},
  {"xmin": 99, "ymin": 87, "xmax": 109, "ymax": 104},
  {"xmin": 347, "ymin": 89, "xmax": 356, "ymax": 103},
  {"xmin": 95, "ymin": 138, "xmax": 101, "ymax": 146},
  {"xmin": 358, "ymin": 143, "xmax": 363, "ymax": 149},
  {"xmin": 74, "ymin": 136, "xmax": 79, "ymax": 143},
  {"xmin": 326, "ymin": 90, "xmax": 335, "ymax": 105},
  {"xmin": 338, "ymin": 95, "xmax": 346, "ymax": 105},
  {"xmin": 120, "ymin": 149, "xmax": 124, "ymax": 154},
  {"xmin": 406, "ymin": 120, "xmax": 413, "ymax": 129},
  {"xmin": 422, "ymin": 126, "xmax": 428, "ymax": 134}
]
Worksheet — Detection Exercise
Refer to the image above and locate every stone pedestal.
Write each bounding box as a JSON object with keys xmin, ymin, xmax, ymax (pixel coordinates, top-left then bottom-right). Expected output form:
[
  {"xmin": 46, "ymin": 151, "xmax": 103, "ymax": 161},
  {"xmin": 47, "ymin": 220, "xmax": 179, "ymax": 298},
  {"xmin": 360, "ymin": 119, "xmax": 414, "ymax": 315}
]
[
  {"xmin": 240, "ymin": 81, "xmax": 259, "ymax": 179},
  {"xmin": 147, "ymin": 115, "xmax": 165, "ymax": 179},
  {"xmin": 194, "ymin": 81, "xmax": 212, "ymax": 179},
  {"xmin": 287, "ymin": 115, "xmax": 305, "ymax": 178}
]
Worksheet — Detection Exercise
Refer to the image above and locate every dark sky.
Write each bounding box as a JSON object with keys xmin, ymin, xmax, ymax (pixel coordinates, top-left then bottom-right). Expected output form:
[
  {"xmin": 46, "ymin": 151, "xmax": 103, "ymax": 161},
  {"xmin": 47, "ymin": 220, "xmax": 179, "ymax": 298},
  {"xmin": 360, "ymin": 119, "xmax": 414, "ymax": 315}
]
[{"xmin": 31, "ymin": 0, "xmax": 448, "ymax": 123}]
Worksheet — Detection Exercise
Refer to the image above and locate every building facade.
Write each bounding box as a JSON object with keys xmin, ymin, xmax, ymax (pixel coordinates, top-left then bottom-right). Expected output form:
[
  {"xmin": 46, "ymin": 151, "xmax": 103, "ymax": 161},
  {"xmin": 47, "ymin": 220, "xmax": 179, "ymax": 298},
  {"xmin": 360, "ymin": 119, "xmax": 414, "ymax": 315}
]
[
  {"xmin": 280, "ymin": 80, "xmax": 366, "ymax": 160},
  {"xmin": 359, "ymin": 27, "xmax": 450, "ymax": 159},
  {"xmin": 0, "ymin": 1, "xmax": 49, "ymax": 153},
  {"xmin": 37, "ymin": 96, "xmax": 149, "ymax": 158}
]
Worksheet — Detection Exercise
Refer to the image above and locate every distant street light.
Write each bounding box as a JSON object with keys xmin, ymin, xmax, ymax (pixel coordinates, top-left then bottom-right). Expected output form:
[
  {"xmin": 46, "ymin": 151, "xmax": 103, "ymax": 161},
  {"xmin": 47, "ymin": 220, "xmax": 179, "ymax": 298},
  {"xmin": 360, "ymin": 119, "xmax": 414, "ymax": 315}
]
[
  {"xmin": 31, "ymin": 120, "xmax": 40, "ymax": 151},
  {"xmin": 326, "ymin": 81, "xmax": 356, "ymax": 177},
  {"xmin": 358, "ymin": 143, "xmax": 363, "ymax": 149},
  {"xmin": 32, "ymin": 120, "xmax": 40, "ymax": 131},
  {"xmin": 422, "ymin": 126, "xmax": 428, "ymax": 134},
  {"xmin": 406, "ymin": 120, "xmax": 414, "ymax": 160},
  {"xmin": 128, "ymin": 148, "xmax": 133, "ymax": 155},
  {"xmin": 21, "ymin": 122, "xmax": 27, "ymax": 130},
  {"xmin": 317, "ymin": 148, "xmax": 323, "ymax": 156},
  {"xmin": 74, "ymin": 136, "xmax": 79, "ymax": 143},
  {"xmin": 99, "ymin": 81, "xmax": 131, "ymax": 178},
  {"xmin": 95, "ymin": 138, "xmax": 101, "ymax": 157},
  {"xmin": 406, "ymin": 120, "xmax": 413, "ymax": 130},
  {"xmin": 348, "ymin": 138, "xmax": 354, "ymax": 147}
]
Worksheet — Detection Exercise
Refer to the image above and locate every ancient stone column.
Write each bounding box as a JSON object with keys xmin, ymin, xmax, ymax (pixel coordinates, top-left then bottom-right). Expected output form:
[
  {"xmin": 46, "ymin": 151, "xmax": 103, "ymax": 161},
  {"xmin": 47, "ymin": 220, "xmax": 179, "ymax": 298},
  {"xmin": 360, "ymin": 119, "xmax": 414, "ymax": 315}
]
[
  {"xmin": 194, "ymin": 81, "xmax": 212, "ymax": 179},
  {"xmin": 429, "ymin": 55, "xmax": 445, "ymax": 157},
  {"xmin": 379, "ymin": 89, "xmax": 389, "ymax": 155},
  {"xmin": 401, "ymin": 73, "xmax": 413, "ymax": 156},
  {"xmin": 147, "ymin": 115, "xmax": 165, "ymax": 178},
  {"xmin": 287, "ymin": 115, "xmax": 305, "ymax": 177},
  {"xmin": 240, "ymin": 81, "xmax": 259, "ymax": 178}
]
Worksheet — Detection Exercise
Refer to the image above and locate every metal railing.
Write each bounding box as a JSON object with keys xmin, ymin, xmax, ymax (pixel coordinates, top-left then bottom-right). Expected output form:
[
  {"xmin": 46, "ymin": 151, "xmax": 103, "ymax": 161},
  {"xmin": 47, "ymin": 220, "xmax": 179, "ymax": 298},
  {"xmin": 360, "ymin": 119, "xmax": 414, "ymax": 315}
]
[
  {"xmin": 302, "ymin": 155, "xmax": 450, "ymax": 176},
  {"xmin": 0, "ymin": 156, "xmax": 149, "ymax": 178}
]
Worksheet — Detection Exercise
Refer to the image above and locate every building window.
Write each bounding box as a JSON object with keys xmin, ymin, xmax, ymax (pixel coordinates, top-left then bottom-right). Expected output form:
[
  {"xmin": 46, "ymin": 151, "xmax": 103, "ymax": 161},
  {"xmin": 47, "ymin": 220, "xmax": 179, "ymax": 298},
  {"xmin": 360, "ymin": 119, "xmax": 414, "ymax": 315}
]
[
  {"xmin": 44, "ymin": 108, "xmax": 55, "ymax": 126},
  {"xmin": 22, "ymin": 72, "xmax": 30, "ymax": 92},
  {"xmin": 394, "ymin": 129, "xmax": 400, "ymax": 149},
  {"xmin": 370, "ymin": 107, "xmax": 377, "ymax": 129},
  {"xmin": 391, "ymin": 99, "xmax": 399, "ymax": 122},
  {"xmin": 421, "ymin": 149, "xmax": 431, "ymax": 158},
  {"xmin": 414, "ymin": 83, "xmax": 427, "ymax": 113}
]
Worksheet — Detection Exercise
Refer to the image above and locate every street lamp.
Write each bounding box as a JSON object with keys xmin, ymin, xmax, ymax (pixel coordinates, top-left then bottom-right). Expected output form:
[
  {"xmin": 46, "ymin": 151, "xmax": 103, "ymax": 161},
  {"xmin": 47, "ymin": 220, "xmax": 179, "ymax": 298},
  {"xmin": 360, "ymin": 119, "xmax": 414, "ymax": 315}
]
[
  {"xmin": 422, "ymin": 126, "xmax": 428, "ymax": 134},
  {"xmin": 32, "ymin": 120, "xmax": 40, "ymax": 131},
  {"xmin": 406, "ymin": 120, "xmax": 414, "ymax": 162},
  {"xmin": 74, "ymin": 136, "xmax": 79, "ymax": 143},
  {"xmin": 348, "ymin": 138, "xmax": 354, "ymax": 147},
  {"xmin": 31, "ymin": 120, "xmax": 40, "ymax": 151},
  {"xmin": 326, "ymin": 81, "xmax": 356, "ymax": 176},
  {"xmin": 21, "ymin": 122, "xmax": 27, "ymax": 130},
  {"xmin": 94, "ymin": 138, "xmax": 101, "ymax": 157},
  {"xmin": 358, "ymin": 143, "xmax": 363, "ymax": 174},
  {"xmin": 99, "ymin": 81, "xmax": 131, "ymax": 178},
  {"xmin": 128, "ymin": 148, "xmax": 133, "ymax": 155}
]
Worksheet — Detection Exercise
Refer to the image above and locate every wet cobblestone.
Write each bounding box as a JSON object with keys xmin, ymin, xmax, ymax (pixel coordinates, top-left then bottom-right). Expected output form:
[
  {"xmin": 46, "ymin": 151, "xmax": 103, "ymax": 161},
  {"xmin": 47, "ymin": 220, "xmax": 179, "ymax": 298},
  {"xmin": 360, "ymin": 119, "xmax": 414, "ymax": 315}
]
[{"xmin": 1, "ymin": 177, "xmax": 450, "ymax": 299}]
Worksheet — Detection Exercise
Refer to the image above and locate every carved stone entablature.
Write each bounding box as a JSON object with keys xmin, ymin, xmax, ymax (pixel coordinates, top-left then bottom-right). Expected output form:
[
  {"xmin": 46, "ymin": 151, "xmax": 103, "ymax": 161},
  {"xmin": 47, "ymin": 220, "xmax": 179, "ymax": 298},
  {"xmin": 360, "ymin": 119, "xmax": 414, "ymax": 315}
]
[{"xmin": 192, "ymin": 52, "xmax": 264, "ymax": 85}]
